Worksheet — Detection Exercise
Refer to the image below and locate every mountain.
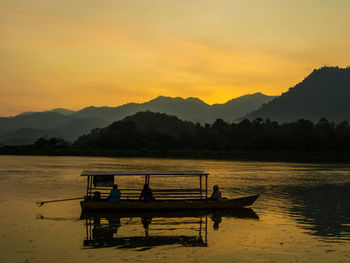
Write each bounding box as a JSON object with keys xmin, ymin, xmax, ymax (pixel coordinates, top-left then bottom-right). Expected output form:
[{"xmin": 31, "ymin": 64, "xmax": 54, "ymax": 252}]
[
  {"xmin": 69, "ymin": 96, "xmax": 210, "ymax": 123},
  {"xmin": 122, "ymin": 111, "xmax": 196, "ymax": 135},
  {"xmin": 245, "ymin": 67, "xmax": 350, "ymax": 122},
  {"xmin": 0, "ymin": 93, "xmax": 274, "ymax": 145},
  {"xmin": 0, "ymin": 128, "xmax": 64, "ymax": 146},
  {"xmin": 16, "ymin": 108, "xmax": 75, "ymax": 117},
  {"xmin": 71, "ymin": 111, "xmax": 350, "ymax": 154},
  {"xmin": 50, "ymin": 108, "xmax": 75, "ymax": 116},
  {"xmin": 71, "ymin": 93, "xmax": 275, "ymax": 124},
  {"xmin": 73, "ymin": 111, "xmax": 197, "ymax": 149},
  {"xmin": 210, "ymin": 92, "xmax": 275, "ymax": 121},
  {"xmin": 0, "ymin": 112, "xmax": 107, "ymax": 145},
  {"xmin": 0, "ymin": 112, "xmax": 69, "ymax": 137}
]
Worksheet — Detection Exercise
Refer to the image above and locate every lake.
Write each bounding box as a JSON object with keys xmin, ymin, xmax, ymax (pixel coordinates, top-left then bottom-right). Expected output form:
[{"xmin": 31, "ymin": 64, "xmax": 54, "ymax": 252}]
[{"xmin": 0, "ymin": 155, "xmax": 349, "ymax": 263}]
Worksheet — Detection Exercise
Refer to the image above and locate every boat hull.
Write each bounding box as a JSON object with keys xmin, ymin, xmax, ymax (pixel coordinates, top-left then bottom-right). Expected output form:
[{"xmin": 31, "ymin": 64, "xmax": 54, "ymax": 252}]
[{"xmin": 80, "ymin": 195, "xmax": 259, "ymax": 211}]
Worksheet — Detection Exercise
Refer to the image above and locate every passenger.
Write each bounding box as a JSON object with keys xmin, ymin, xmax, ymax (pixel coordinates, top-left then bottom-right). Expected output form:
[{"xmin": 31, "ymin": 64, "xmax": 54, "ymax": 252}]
[
  {"xmin": 92, "ymin": 191, "xmax": 101, "ymax": 201},
  {"xmin": 139, "ymin": 183, "xmax": 155, "ymax": 202},
  {"xmin": 108, "ymin": 184, "xmax": 121, "ymax": 203},
  {"xmin": 209, "ymin": 185, "xmax": 222, "ymax": 201}
]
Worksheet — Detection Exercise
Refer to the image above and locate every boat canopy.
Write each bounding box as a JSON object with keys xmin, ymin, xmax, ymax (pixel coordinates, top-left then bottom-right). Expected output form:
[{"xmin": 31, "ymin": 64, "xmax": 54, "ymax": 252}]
[
  {"xmin": 81, "ymin": 171, "xmax": 209, "ymax": 177},
  {"xmin": 82, "ymin": 170, "xmax": 209, "ymax": 201}
]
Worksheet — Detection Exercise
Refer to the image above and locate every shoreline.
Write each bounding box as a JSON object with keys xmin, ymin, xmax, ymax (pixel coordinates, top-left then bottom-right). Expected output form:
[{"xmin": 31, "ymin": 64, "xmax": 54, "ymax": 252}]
[{"xmin": 1, "ymin": 149, "xmax": 350, "ymax": 163}]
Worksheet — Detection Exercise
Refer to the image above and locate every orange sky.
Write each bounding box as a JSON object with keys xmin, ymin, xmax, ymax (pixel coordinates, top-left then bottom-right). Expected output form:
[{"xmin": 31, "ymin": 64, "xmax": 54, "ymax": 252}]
[{"xmin": 1, "ymin": 0, "xmax": 350, "ymax": 116}]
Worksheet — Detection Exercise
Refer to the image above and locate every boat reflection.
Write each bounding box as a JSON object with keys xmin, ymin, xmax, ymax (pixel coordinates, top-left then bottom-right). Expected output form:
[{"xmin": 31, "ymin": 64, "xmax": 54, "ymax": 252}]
[{"xmin": 81, "ymin": 208, "xmax": 259, "ymax": 249}]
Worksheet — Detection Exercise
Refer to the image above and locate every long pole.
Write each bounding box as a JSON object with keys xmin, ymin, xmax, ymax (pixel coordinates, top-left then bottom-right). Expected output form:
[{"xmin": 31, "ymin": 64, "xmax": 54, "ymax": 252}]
[{"xmin": 36, "ymin": 197, "xmax": 83, "ymax": 207}]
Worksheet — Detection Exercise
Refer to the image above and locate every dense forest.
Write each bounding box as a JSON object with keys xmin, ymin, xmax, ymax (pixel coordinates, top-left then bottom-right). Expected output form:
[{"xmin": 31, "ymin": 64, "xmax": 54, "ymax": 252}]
[{"xmin": 2, "ymin": 111, "xmax": 350, "ymax": 161}]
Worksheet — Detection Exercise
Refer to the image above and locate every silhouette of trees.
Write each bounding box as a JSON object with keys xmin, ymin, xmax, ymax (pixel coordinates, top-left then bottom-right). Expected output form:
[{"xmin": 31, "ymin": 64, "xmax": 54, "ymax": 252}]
[
  {"xmin": 71, "ymin": 112, "xmax": 350, "ymax": 153},
  {"xmin": 33, "ymin": 137, "xmax": 69, "ymax": 149},
  {"xmin": 3, "ymin": 112, "xmax": 350, "ymax": 157}
]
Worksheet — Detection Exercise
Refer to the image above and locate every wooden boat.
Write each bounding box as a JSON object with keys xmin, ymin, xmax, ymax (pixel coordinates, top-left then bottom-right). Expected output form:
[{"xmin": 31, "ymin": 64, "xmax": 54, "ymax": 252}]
[{"xmin": 80, "ymin": 170, "xmax": 259, "ymax": 211}]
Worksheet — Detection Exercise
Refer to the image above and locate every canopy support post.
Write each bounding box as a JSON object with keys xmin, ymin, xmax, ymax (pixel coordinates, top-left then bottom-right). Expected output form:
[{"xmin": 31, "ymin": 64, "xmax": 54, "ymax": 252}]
[
  {"xmin": 86, "ymin": 176, "xmax": 91, "ymax": 198},
  {"xmin": 205, "ymin": 175, "xmax": 208, "ymax": 200},
  {"xmin": 145, "ymin": 175, "xmax": 150, "ymax": 185}
]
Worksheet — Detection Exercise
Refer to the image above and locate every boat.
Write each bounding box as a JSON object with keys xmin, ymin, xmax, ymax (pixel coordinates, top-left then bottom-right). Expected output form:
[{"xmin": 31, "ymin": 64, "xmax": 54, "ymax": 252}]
[{"xmin": 80, "ymin": 170, "xmax": 259, "ymax": 211}]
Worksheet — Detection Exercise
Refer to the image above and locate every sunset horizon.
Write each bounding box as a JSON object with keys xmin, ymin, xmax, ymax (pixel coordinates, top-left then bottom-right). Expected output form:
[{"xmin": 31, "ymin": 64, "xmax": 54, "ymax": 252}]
[
  {"xmin": 1, "ymin": 1, "xmax": 350, "ymax": 261},
  {"xmin": 2, "ymin": 1, "xmax": 350, "ymax": 116}
]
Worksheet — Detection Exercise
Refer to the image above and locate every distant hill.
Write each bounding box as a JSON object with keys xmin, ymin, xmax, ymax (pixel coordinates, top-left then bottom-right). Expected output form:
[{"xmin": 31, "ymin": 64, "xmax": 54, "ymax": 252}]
[
  {"xmin": 71, "ymin": 93, "xmax": 275, "ymax": 124},
  {"xmin": 73, "ymin": 111, "xmax": 350, "ymax": 155},
  {"xmin": 0, "ymin": 112, "xmax": 106, "ymax": 145},
  {"xmin": 73, "ymin": 111, "xmax": 197, "ymax": 149},
  {"xmin": 0, "ymin": 112, "xmax": 69, "ymax": 137},
  {"xmin": 245, "ymin": 67, "xmax": 350, "ymax": 122},
  {"xmin": 50, "ymin": 108, "xmax": 75, "ymax": 116},
  {"xmin": 0, "ymin": 128, "xmax": 64, "ymax": 146},
  {"xmin": 122, "ymin": 111, "xmax": 196, "ymax": 135},
  {"xmin": 16, "ymin": 108, "xmax": 75, "ymax": 117},
  {"xmin": 210, "ymin": 93, "xmax": 275, "ymax": 121},
  {"xmin": 0, "ymin": 93, "xmax": 274, "ymax": 145}
]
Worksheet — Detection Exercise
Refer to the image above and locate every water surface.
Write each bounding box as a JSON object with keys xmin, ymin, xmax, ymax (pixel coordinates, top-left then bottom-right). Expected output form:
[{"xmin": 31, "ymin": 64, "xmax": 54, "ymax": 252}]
[{"xmin": 0, "ymin": 155, "xmax": 350, "ymax": 262}]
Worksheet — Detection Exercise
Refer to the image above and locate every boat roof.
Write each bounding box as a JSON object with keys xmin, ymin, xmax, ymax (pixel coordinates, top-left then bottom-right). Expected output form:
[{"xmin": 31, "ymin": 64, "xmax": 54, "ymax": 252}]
[{"xmin": 81, "ymin": 170, "xmax": 209, "ymax": 177}]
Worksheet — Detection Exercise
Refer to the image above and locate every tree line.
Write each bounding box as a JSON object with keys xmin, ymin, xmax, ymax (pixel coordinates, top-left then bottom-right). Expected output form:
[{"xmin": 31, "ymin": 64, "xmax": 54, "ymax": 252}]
[{"xmin": 2, "ymin": 112, "xmax": 350, "ymax": 156}]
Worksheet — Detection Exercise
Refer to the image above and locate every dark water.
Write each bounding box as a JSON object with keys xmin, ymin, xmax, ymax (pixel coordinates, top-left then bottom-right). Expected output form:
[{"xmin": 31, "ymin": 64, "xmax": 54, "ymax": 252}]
[{"xmin": 0, "ymin": 155, "xmax": 350, "ymax": 262}]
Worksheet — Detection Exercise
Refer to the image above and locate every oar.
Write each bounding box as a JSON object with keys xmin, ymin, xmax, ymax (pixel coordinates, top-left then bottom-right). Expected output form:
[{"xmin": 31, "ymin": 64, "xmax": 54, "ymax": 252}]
[{"xmin": 36, "ymin": 197, "xmax": 83, "ymax": 207}]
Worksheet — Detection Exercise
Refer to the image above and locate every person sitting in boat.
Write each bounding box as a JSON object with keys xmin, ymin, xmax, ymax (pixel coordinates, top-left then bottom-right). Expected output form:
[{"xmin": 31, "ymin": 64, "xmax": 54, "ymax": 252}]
[
  {"xmin": 209, "ymin": 185, "xmax": 222, "ymax": 201},
  {"xmin": 108, "ymin": 184, "xmax": 121, "ymax": 203},
  {"xmin": 139, "ymin": 183, "xmax": 155, "ymax": 202},
  {"xmin": 92, "ymin": 191, "xmax": 101, "ymax": 201}
]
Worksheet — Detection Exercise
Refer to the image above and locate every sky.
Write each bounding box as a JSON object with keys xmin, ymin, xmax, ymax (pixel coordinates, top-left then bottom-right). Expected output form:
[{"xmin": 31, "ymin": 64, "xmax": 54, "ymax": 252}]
[{"xmin": 1, "ymin": 0, "xmax": 350, "ymax": 116}]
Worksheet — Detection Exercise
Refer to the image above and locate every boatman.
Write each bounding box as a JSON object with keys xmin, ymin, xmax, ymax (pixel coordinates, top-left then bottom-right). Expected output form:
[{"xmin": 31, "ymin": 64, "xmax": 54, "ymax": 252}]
[
  {"xmin": 209, "ymin": 185, "xmax": 222, "ymax": 201},
  {"xmin": 109, "ymin": 184, "xmax": 121, "ymax": 202},
  {"xmin": 139, "ymin": 183, "xmax": 155, "ymax": 202}
]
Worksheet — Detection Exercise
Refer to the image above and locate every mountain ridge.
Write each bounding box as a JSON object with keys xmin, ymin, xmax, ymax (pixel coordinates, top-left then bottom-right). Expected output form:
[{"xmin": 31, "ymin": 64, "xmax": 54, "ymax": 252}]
[
  {"xmin": 245, "ymin": 67, "xmax": 350, "ymax": 122},
  {"xmin": 0, "ymin": 93, "xmax": 275, "ymax": 145}
]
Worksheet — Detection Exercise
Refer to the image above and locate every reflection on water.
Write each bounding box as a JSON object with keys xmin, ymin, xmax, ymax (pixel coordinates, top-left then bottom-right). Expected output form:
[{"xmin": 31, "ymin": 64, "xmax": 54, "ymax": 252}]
[
  {"xmin": 1, "ymin": 156, "xmax": 350, "ymax": 262},
  {"xmin": 84, "ymin": 215, "xmax": 208, "ymax": 249},
  {"xmin": 36, "ymin": 209, "xmax": 259, "ymax": 250},
  {"xmin": 82, "ymin": 209, "xmax": 258, "ymax": 250},
  {"xmin": 285, "ymin": 183, "xmax": 350, "ymax": 241}
]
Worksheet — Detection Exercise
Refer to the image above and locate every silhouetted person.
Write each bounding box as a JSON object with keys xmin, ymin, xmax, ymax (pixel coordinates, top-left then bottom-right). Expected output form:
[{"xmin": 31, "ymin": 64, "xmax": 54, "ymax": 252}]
[
  {"xmin": 92, "ymin": 191, "xmax": 101, "ymax": 201},
  {"xmin": 209, "ymin": 185, "xmax": 222, "ymax": 201},
  {"xmin": 108, "ymin": 184, "xmax": 121, "ymax": 203},
  {"xmin": 139, "ymin": 183, "xmax": 155, "ymax": 202}
]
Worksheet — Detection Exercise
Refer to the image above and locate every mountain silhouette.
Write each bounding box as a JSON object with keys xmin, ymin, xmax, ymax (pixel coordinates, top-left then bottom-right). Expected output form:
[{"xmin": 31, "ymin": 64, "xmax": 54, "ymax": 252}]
[
  {"xmin": 71, "ymin": 93, "xmax": 275, "ymax": 124},
  {"xmin": 73, "ymin": 111, "xmax": 350, "ymax": 155},
  {"xmin": 0, "ymin": 128, "xmax": 64, "ymax": 146},
  {"xmin": 73, "ymin": 111, "xmax": 197, "ymax": 149},
  {"xmin": 0, "ymin": 112, "xmax": 106, "ymax": 145},
  {"xmin": 0, "ymin": 93, "xmax": 275, "ymax": 145},
  {"xmin": 0, "ymin": 93, "xmax": 273, "ymax": 145},
  {"xmin": 245, "ymin": 67, "xmax": 350, "ymax": 122},
  {"xmin": 50, "ymin": 108, "xmax": 75, "ymax": 116},
  {"xmin": 0, "ymin": 112, "xmax": 69, "ymax": 136},
  {"xmin": 210, "ymin": 92, "xmax": 273, "ymax": 121}
]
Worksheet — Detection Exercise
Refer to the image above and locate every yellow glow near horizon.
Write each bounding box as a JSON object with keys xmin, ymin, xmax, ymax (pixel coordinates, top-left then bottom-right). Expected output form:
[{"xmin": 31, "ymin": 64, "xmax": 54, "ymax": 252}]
[{"xmin": 1, "ymin": 0, "xmax": 350, "ymax": 116}]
